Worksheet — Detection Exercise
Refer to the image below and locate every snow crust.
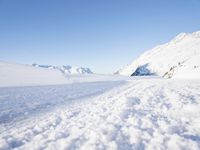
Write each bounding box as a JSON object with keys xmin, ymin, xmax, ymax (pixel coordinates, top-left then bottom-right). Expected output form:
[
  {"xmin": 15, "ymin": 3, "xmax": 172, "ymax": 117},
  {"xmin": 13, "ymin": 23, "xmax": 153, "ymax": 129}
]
[{"xmin": 117, "ymin": 31, "xmax": 200, "ymax": 78}]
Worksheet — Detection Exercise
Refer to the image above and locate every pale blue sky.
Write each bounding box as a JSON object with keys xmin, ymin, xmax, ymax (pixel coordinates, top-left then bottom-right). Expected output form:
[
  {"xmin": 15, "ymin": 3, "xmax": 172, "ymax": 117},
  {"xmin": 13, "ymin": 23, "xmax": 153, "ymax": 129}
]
[{"xmin": 0, "ymin": 0, "xmax": 200, "ymax": 73}]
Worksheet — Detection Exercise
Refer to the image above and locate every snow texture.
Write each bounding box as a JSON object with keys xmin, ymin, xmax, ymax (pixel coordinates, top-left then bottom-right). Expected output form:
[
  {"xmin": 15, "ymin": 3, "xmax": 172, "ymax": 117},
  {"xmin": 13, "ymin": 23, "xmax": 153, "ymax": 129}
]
[
  {"xmin": 117, "ymin": 31, "xmax": 200, "ymax": 78},
  {"xmin": 0, "ymin": 78, "xmax": 200, "ymax": 150}
]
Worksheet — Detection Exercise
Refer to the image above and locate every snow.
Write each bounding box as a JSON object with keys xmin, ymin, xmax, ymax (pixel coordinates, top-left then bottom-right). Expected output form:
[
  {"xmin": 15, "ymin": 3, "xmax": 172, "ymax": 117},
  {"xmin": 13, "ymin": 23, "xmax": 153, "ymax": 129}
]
[
  {"xmin": 0, "ymin": 77, "xmax": 200, "ymax": 150},
  {"xmin": 173, "ymin": 55, "xmax": 200, "ymax": 79},
  {"xmin": 0, "ymin": 61, "xmax": 68, "ymax": 87},
  {"xmin": 0, "ymin": 61, "xmax": 126, "ymax": 87},
  {"xmin": 117, "ymin": 31, "xmax": 200, "ymax": 78},
  {"xmin": 1, "ymin": 32, "xmax": 200, "ymax": 149}
]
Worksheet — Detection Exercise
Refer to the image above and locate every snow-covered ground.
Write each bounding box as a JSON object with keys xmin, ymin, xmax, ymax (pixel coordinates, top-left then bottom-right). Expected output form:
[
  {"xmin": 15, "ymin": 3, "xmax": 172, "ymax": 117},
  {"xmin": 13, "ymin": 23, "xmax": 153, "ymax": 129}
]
[{"xmin": 1, "ymin": 77, "xmax": 200, "ymax": 150}]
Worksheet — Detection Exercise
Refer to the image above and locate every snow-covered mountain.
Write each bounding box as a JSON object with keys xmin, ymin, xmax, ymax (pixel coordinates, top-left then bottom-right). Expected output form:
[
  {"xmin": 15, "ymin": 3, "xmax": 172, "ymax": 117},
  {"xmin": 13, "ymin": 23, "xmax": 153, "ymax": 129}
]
[
  {"xmin": 32, "ymin": 64, "xmax": 93, "ymax": 75},
  {"xmin": 116, "ymin": 31, "xmax": 200, "ymax": 78}
]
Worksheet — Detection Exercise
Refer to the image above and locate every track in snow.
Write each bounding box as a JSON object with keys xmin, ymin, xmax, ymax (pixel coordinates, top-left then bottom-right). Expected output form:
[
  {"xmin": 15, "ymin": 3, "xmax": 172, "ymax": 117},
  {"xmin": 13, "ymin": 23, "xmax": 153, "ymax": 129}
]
[
  {"xmin": 0, "ymin": 81, "xmax": 125, "ymax": 125},
  {"xmin": 0, "ymin": 79, "xmax": 200, "ymax": 150}
]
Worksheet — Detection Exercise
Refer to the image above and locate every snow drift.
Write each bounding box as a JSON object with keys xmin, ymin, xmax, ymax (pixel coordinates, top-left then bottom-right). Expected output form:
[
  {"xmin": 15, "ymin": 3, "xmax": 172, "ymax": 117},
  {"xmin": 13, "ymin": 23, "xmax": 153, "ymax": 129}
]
[{"xmin": 117, "ymin": 31, "xmax": 200, "ymax": 78}]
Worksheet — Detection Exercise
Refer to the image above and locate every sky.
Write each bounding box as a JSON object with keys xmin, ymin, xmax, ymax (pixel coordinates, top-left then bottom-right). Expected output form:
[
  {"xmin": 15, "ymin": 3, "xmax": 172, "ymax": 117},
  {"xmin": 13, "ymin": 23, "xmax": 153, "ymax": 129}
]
[{"xmin": 0, "ymin": 0, "xmax": 200, "ymax": 74}]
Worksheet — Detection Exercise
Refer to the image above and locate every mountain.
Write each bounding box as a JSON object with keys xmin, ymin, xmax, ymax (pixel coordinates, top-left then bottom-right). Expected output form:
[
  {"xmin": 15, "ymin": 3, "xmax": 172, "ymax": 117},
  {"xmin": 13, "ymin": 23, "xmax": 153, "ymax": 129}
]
[
  {"xmin": 116, "ymin": 31, "xmax": 200, "ymax": 78},
  {"xmin": 32, "ymin": 64, "xmax": 93, "ymax": 75}
]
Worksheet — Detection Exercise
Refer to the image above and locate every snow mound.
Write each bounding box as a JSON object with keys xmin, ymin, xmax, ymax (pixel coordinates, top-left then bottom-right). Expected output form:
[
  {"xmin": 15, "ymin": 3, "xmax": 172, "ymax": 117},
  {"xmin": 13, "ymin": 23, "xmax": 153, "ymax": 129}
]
[
  {"xmin": 117, "ymin": 31, "xmax": 200, "ymax": 78},
  {"xmin": 32, "ymin": 64, "xmax": 93, "ymax": 75}
]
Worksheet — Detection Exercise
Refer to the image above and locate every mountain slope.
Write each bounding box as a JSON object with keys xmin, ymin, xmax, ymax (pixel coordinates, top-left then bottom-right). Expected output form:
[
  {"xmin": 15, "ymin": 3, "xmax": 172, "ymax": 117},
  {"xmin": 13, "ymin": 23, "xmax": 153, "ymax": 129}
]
[{"xmin": 117, "ymin": 31, "xmax": 200, "ymax": 78}]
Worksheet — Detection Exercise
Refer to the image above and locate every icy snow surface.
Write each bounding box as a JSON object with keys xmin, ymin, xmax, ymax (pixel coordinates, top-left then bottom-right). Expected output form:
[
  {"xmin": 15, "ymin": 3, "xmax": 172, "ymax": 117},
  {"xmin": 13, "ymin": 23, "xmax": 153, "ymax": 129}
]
[{"xmin": 0, "ymin": 77, "xmax": 200, "ymax": 150}]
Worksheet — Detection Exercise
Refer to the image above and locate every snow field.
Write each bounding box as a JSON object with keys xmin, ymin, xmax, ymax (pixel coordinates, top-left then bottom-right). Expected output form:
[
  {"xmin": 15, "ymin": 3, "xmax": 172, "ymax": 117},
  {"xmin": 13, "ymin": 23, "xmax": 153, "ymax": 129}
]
[{"xmin": 0, "ymin": 79, "xmax": 200, "ymax": 150}]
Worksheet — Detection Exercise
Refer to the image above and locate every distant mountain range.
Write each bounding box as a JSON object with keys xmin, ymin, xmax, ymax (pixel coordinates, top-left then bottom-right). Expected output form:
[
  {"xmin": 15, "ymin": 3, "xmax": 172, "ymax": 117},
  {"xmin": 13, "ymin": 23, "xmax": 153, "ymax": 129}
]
[
  {"xmin": 116, "ymin": 31, "xmax": 200, "ymax": 78},
  {"xmin": 32, "ymin": 64, "xmax": 93, "ymax": 75}
]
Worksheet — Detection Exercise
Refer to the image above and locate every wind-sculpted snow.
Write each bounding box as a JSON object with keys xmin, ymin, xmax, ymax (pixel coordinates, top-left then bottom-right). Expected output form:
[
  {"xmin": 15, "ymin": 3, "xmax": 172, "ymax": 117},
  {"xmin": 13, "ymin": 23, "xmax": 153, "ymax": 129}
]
[{"xmin": 0, "ymin": 79, "xmax": 200, "ymax": 150}]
